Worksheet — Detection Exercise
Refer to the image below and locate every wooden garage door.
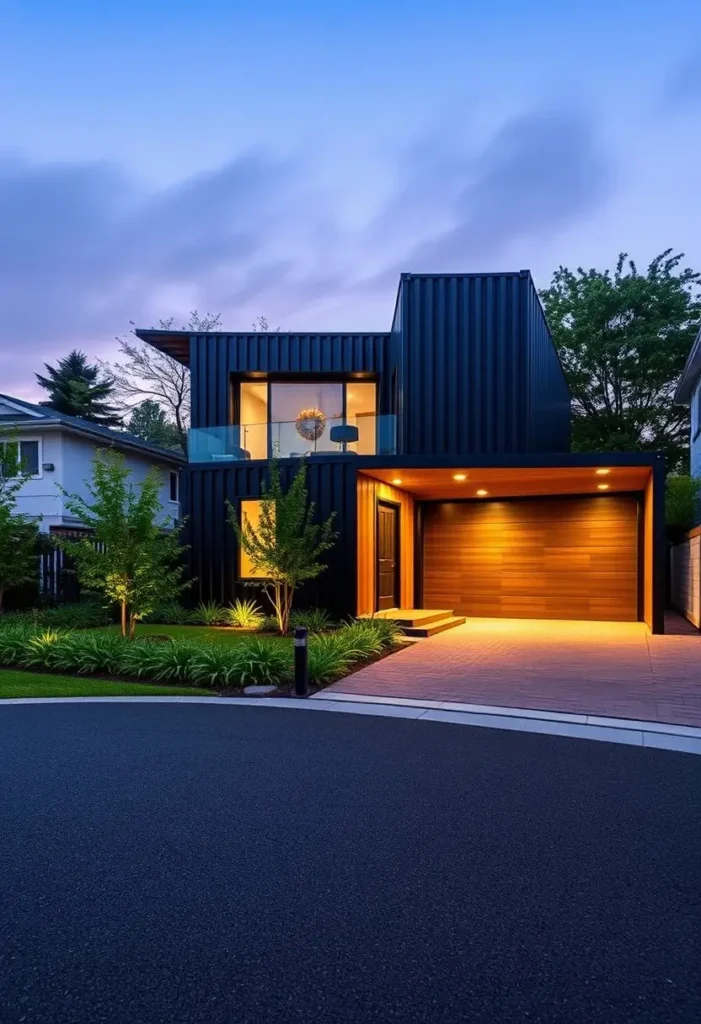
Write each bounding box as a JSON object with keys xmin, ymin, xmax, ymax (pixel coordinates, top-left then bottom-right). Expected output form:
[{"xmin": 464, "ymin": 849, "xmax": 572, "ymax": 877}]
[{"xmin": 423, "ymin": 496, "xmax": 639, "ymax": 621}]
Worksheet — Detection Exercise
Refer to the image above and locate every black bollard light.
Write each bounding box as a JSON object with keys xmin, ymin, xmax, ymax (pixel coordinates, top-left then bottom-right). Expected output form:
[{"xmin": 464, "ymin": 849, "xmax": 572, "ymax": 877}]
[{"xmin": 294, "ymin": 626, "xmax": 309, "ymax": 697}]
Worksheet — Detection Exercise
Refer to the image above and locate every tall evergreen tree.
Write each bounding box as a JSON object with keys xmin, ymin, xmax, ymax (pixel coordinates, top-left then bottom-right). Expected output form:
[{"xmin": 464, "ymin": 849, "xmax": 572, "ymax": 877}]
[{"xmin": 36, "ymin": 350, "xmax": 122, "ymax": 427}]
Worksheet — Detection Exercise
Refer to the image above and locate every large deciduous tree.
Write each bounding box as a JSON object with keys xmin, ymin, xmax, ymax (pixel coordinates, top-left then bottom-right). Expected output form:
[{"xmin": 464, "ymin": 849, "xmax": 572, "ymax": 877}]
[
  {"xmin": 36, "ymin": 350, "xmax": 122, "ymax": 426},
  {"xmin": 56, "ymin": 451, "xmax": 187, "ymax": 637},
  {"xmin": 227, "ymin": 459, "xmax": 337, "ymax": 633},
  {"xmin": 0, "ymin": 437, "xmax": 40, "ymax": 613},
  {"xmin": 104, "ymin": 311, "xmax": 221, "ymax": 454},
  {"xmin": 540, "ymin": 250, "xmax": 701, "ymax": 472}
]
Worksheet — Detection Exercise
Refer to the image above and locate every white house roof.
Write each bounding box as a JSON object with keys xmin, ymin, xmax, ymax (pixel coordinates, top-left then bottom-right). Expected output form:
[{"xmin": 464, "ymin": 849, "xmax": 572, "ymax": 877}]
[{"xmin": 0, "ymin": 394, "xmax": 185, "ymax": 466}]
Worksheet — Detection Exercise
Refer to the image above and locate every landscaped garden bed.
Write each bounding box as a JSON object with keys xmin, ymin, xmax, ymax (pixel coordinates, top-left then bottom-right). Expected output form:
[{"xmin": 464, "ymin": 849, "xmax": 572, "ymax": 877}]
[{"xmin": 0, "ymin": 613, "xmax": 403, "ymax": 696}]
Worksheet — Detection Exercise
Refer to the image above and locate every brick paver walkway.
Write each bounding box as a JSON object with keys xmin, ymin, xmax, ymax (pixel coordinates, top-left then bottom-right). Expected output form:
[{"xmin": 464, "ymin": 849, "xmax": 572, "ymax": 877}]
[{"xmin": 327, "ymin": 615, "xmax": 701, "ymax": 727}]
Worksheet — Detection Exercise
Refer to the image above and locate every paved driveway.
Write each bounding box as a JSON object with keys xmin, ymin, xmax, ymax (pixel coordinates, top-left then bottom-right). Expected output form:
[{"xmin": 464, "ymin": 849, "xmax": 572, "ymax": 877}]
[
  {"xmin": 328, "ymin": 615, "xmax": 701, "ymax": 726},
  {"xmin": 1, "ymin": 703, "xmax": 700, "ymax": 1024}
]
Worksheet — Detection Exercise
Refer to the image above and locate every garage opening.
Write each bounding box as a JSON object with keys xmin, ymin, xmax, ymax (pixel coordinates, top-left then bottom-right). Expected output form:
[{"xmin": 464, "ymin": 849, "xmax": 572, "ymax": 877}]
[{"xmin": 422, "ymin": 496, "xmax": 639, "ymax": 622}]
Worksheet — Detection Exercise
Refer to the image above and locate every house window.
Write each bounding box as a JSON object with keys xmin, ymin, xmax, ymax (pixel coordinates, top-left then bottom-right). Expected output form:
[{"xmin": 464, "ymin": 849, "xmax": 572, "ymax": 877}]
[
  {"xmin": 169, "ymin": 471, "xmax": 179, "ymax": 502},
  {"xmin": 235, "ymin": 379, "xmax": 378, "ymax": 458},
  {"xmin": 239, "ymin": 382, "xmax": 269, "ymax": 460},
  {"xmin": 695, "ymin": 385, "xmax": 701, "ymax": 439},
  {"xmin": 239, "ymin": 499, "xmax": 270, "ymax": 578},
  {"xmin": 0, "ymin": 439, "xmax": 40, "ymax": 478}
]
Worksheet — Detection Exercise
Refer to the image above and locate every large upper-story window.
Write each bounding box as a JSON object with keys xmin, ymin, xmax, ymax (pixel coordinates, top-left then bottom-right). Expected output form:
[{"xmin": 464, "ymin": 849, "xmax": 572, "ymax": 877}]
[{"xmin": 237, "ymin": 379, "xmax": 377, "ymax": 458}]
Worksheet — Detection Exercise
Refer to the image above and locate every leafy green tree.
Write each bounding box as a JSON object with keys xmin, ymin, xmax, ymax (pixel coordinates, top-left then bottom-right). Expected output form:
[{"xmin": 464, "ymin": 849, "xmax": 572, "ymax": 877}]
[
  {"xmin": 36, "ymin": 350, "xmax": 122, "ymax": 426},
  {"xmin": 127, "ymin": 400, "xmax": 182, "ymax": 449},
  {"xmin": 665, "ymin": 474, "xmax": 701, "ymax": 532},
  {"xmin": 227, "ymin": 459, "xmax": 337, "ymax": 633},
  {"xmin": 56, "ymin": 451, "xmax": 188, "ymax": 637},
  {"xmin": 540, "ymin": 250, "xmax": 701, "ymax": 472},
  {"xmin": 0, "ymin": 437, "xmax": 40, "ymax": 613}
]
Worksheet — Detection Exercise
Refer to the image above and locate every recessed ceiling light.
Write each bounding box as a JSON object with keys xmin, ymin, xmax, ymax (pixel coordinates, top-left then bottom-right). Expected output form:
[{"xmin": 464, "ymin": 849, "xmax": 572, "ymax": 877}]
[
  {"xmin": 595, "ymin": 468, "xmax": 610, "ymax": 476},
  {"xmin": 453, "ymin": 473, "xmax": 467, "ymax": 481},
  {"xmin": 597, "ymin": 483, "xmax": 609, "ymax": 491},
  {"xmin": 391, "ymin": 478, "xmax": 402, "ymax": 486},
  {"xmin": 476, "ymin": 489, "xmax": 488, "ymax": 497}
]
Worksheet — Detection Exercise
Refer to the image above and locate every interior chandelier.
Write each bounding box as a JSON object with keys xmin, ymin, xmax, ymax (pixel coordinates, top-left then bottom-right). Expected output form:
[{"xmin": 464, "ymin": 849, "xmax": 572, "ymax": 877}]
[{"xmin": 295, "ymin": 407, "xmax": 327, "ymax": 442}]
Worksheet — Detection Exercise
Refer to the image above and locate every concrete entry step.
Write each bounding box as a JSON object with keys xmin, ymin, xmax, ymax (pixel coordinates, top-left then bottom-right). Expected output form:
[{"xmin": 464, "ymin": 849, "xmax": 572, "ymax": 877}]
[
  {"xmin": 402, "ymin": 615, "xmax": 467, "ymax": 638},
  {"xmin": 374, "ymin": 609, "xmax": 454, "ymax": 627}
]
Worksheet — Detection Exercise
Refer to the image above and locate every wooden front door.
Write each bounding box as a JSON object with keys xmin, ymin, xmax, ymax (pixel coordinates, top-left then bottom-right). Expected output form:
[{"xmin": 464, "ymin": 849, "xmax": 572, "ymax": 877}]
[{"xmin": 377, "ymin": 502, "xmax": 399, "ymax": 611}]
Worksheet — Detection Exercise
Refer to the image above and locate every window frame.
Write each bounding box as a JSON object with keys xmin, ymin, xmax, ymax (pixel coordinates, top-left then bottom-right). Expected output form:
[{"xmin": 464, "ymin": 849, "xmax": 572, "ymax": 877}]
[
  {"xmin": 233, "ymin": 375, "xmax": 379, "ymax": 459},
  {"xmin": 0, "ymin": 436, "xmax": 42, "ymax": 480},
  {"xmin": 168, "ymin": 470, "xmax": 179, "ymax": 503},
  {"xmin": 695, "ymin": 384, "xmax": 701, "ymax": 442}
]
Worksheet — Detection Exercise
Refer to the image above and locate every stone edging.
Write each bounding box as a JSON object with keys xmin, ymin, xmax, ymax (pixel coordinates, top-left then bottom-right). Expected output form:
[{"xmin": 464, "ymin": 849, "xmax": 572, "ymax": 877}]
[{"xmin": 1, "ymin": 693, "xmax": 700, "ymax": 755}]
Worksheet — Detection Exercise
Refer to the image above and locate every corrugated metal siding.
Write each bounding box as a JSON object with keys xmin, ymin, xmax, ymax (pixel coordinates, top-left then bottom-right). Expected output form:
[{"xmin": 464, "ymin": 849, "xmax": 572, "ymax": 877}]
[
  {"xmin": 401, "ymin": 274, "xmax": 526, "ymax": 455},
  {"xmin": 182, "ymin": 460, "xmax": 358, "ymax": 617},
  {"xmin": 525, "ymin": 278, "xmax": 571, "ymax": 452},
  {"xmin": 670, "ymin": 535, "xmax": 701, "ymax": 627},
  {"xmin": 189, "ymin": 333, "xmax": 390, "ymax": 428}
]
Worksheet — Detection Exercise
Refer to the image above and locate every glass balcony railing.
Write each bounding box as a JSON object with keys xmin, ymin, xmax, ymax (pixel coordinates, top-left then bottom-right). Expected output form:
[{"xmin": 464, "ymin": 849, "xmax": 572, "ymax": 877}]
[{"xmin": 188, "ymin": 416, "xmax": 397, "ymax": 463}]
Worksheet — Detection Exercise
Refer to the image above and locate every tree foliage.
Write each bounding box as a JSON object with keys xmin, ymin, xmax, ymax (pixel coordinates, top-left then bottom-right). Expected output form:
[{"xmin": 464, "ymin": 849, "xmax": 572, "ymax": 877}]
[
  {"xmin": 0, "ymin": 437, "xmax": 40, "ymax": 612},
  {"xmin": 665, "ymin": 474, "xmax": 701, "ymax": 531},
  {"xmin": 127, "ymin": 400, "xmax": 182, "ymax": 450},
  {"xmin": 55, "ymin": 451, "xmax": 188, "ymax": 637},
  {"xmin": 36, "ymin": 350, "xmax": 122, "ymax": 426},
  {"xmin": 540, "ymin": 250, "xmax": 701, "ymax": 472},
  {"xmin": 227, "ymin": 459, "xmax": 337, "ymax": 633},
  {"xmin": 104, "ymin": 311, "xmax": 221, "ymax": 454}
]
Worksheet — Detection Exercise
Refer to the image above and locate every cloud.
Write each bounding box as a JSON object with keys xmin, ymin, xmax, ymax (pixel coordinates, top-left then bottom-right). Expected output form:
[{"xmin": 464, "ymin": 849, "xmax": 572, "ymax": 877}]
[
  {"xmin": 0, "ymin": 105, "xmax": 613, "ymax": 397},
  {"xmin": 407, "ymin": 109, "xmax": 612, "ymax": 270},
  {"xmin": 351, "ymin": 107, "xmax": 613, "ymax": 290},
  {"xmin": 662, "ymin": 50, "xmax": 701, "ymax": 109},
  {"xmin": 0, "ymin": 149, "xmax": 331, "ymax": 393}
]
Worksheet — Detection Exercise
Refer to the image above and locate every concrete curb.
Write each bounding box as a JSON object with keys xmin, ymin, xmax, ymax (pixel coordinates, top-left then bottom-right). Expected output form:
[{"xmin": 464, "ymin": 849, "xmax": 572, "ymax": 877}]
[{"xmin": 2, "ymin": 693, "xmax": 700, "ymax": 755}]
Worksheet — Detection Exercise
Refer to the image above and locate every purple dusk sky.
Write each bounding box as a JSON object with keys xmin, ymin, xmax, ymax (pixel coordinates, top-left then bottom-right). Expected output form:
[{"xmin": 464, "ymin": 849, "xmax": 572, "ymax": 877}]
[{"xmin": 1, "ymin": 0, "xmax": 700, "ymax": 401}]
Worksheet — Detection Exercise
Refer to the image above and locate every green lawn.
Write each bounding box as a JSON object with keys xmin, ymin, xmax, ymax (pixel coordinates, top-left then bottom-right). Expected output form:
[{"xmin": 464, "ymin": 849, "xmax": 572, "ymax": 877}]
[
  {"xmin": 0, "ymin": 669, "xmax": 215, "ymax": 699},
  {"xmin": 93, "ymin": 623, "xmax": 291, "ymax": 646}
]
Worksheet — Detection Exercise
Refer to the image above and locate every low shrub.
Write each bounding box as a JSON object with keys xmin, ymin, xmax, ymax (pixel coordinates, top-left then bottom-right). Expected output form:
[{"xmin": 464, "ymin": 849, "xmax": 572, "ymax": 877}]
[
  {"xmin": 356, "ymin": 617, "xmax": 404, "ymax": 649},
  {"xmin": 226, "ymin": 637, "xmax": 292, "ymax": 686},
  {"xmin": 307, "ymin": 633, "xmax": 355, "ymax": 683},
  {"xmin": 189, "ymin": 600, "xmax": 229, "ymax": 626},
  {"xmin": 226, "ymin": 598, "xmax": 265, "ymax": 630},
  {"xmin": 0, "ymin": 623, "xmax": 43, "ymax": 665},
  {"xmin": 145, "ymin": 600, "xmax": 194, "ymax": 626},
  {"xmin": 1, "ymin": 601, "xmax": 112, "ymax": 630},
  {"xmin": 306, "ymin": 618, "xmax": 402, "ymax": 684},
  {"xmin": 289, "ymin": 608, "xmax": 334, "ymax": 633}
]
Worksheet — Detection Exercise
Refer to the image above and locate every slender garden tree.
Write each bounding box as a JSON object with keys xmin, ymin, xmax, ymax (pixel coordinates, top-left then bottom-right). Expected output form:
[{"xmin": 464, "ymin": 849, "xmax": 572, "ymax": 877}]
[
  {"xmin": 36, "ymin": 350, "xmax": 122, "ymax": 426},
  {"xmin": 227, "ymin": 459, "xmax": 337, "ymax": 633},
  {"xmin": 127, "ymin": 400, "xmax": 182, "ymax": 450},
  {"xmin": 0, "ymin": 437, "xmax": 40, "ymax": 613},
  {"xmin": 55, "ymin": 451, "xmax": 188, "ymax": 637},
  {"xmin": 540, "ymin": 250, "xmax": 701, "ymax": 473}
]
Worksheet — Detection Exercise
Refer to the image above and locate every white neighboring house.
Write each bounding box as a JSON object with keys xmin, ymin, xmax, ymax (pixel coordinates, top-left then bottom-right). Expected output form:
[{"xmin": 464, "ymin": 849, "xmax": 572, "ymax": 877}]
[{"xmin": 0, "ymin": 393, "xmax": 184, "ymax": 533}]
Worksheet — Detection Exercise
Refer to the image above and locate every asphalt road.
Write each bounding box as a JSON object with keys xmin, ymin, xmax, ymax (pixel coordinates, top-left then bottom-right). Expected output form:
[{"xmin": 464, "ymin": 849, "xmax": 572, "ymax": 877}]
[{"xmin": 1, "ymin": 704, "xmax": 699, "ymax": 1024}]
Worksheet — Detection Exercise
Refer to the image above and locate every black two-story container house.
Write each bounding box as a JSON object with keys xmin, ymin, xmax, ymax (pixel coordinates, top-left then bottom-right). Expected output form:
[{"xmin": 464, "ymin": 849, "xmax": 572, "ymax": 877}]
[{"xmin": 138, "ymin": 270, "xmax": 665, "ymax": 634}]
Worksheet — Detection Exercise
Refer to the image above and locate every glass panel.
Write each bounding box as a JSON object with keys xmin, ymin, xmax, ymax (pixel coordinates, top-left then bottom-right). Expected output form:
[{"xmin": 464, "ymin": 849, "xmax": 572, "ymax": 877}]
[
  {"xmin": 188, "ymin": 416, "xmax": 397, "ymax": 462},
  {"xmin": 239, "ymin": 382, "xmax": 269, "ymax": 460},
  {"xmin": 270, "ymin": 382, "xmax": 343, "ymax": 456},
  {"xmin": 345, "ymin": 383, "xmax": 377, "ymax": 454}
]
